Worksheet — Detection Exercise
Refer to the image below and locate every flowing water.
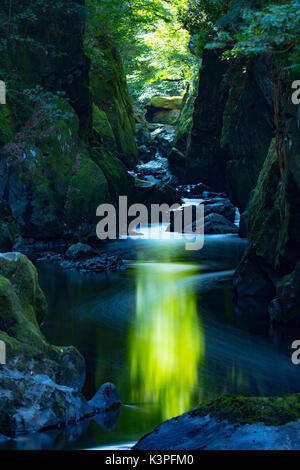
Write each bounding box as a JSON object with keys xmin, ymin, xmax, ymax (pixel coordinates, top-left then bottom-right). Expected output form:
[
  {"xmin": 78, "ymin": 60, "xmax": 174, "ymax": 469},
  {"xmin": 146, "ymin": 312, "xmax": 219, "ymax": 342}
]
[{"xmin": 2, "ymin": 230, "xmax": 300, "ymax": 450}]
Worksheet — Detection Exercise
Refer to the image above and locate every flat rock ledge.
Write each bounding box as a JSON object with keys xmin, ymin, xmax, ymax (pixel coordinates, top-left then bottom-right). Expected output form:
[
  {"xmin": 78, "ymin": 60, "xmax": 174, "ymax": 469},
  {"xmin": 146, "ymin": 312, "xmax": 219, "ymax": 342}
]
[{"xmin": 134, "ymin": 394, "xmax": 300, "ymax": 450}]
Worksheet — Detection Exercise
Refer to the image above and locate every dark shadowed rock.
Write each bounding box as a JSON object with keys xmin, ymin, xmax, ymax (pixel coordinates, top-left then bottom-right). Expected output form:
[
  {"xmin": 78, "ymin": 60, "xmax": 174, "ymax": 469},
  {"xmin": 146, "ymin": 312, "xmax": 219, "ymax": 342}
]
[
  {"xmin": 64, "ymin": 243, "xmax": 96, "ymax": 262},
  {"xmin": 168, "ymin": 147, "xmax": 186, "ymax": 169},
  {"xmin": 0, "ymin": 201, "xmax": 22, "ymax": 253},
  {"xmin": 239, "ymin": 208, "xmax": 249, "ymax": 238},
  {"xmin": 73, "ymin": 255, "xmax": 123, "ymax": 273},
  {"xmin": 204, "ymin": 198, "xmax": 236, "ymax": 223},
  {"xmin": 234, "ymin": 254, "xmax": 276, "ymax": 300},
  {"xmin": 88, "ymin": 383, "xmax": 121, "ymax": 413},
  {"xmin": 268, "ymin": 299, "xmax": 285, "ymax": 324},
  {"xmin": 203, "ymin": 213, "xmax": 238, "ymax": 235},
  {"xmin": 276, "ymin": 262, "xmax": 300, "ymax": 323}
]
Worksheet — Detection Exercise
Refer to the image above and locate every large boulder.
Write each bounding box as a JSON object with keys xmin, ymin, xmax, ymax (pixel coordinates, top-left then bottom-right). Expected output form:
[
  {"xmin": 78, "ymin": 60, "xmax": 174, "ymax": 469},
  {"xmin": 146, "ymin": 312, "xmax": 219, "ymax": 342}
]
[
  {"xmin": 150, "ymin": 96, "xmax": 183, "ymax": 110},
  {"xmin": 64, "ymin": 243, "xmax": 96, "ymax": 262},
  {"xmin": 0, "ymin": 96, "xmax": 110, "ymax": 241},
  {"xmin": 134, "ymin": 394, "xmax": 300, "ymax": 450},
  {"xmin": 0, "ymin": 252, "xmax": 122, "ymax": 437},
  {"xmin": 203, "ymin": 213, "xmax": 238, "ymax": 235},
  {"xmin": 0, "ymin": 253, "xmax": 88, "ymax": 436},
  {"xmin": 146, "ymin": 96, "xmax": 183, "ymax": 125},
  {"xmin": 204, "ymin": 198, "xmax": 236, "ymax": 223}
]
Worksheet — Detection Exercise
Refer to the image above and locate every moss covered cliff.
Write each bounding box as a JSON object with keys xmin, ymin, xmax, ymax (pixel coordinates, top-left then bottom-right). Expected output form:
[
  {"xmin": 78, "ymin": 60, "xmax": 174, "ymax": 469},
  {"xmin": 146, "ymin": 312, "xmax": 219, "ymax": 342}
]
[{"xmin": 0, "ymin": 0, "xmax": 136, "ymax": 244}]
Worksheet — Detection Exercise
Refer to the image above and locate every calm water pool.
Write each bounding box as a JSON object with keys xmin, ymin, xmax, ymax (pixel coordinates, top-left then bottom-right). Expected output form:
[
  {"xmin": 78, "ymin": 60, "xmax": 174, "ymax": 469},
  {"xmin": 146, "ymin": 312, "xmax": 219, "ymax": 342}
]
[{"xmin": 1, "ymin": 234, "xmax": 299, "ymax": 450}]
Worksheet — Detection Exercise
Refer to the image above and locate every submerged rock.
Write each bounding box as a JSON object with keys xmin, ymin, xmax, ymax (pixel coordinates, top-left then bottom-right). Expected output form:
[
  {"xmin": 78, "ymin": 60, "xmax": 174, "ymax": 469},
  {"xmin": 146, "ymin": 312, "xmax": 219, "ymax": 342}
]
[{"xmin": 37, "ymin": 246, "xmax": 124, "ymax": 273}]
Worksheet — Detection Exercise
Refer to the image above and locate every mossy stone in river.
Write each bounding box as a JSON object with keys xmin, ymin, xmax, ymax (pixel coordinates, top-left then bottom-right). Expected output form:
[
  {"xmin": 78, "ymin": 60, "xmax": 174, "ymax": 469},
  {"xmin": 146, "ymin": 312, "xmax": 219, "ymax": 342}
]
[
  {"xmin": 0, "ymin": 252, "xmax": 88, "ymax": 436},
  {"xmin": 194, "ymin": 394, "xmax": 300, "ymax": 426}
]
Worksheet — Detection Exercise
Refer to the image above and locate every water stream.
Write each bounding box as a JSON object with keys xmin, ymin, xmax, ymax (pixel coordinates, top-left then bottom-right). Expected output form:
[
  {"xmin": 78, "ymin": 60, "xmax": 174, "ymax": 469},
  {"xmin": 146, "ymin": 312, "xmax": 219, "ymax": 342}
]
[{"xmin": 2, "ymin": 229, "xmax": 300, "ymax": 450}]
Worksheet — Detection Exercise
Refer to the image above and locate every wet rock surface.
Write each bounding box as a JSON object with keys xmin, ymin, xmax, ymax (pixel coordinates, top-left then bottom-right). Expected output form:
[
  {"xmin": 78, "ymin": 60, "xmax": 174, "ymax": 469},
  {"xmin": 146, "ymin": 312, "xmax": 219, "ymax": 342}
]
[
  {"xmin": 134, "ymin": 394, "xmax": 300, "ymax": 450},
  {"xmin": 0, "ymin": 251, "xmax": 122, "ymax": 438},
  {"xmin": 88, "ymin": 382, "xmax": 121, "ymax": 413},
  {"xmin": 38, "ymin": 244, "xmax": 124, "ymax": 273}
]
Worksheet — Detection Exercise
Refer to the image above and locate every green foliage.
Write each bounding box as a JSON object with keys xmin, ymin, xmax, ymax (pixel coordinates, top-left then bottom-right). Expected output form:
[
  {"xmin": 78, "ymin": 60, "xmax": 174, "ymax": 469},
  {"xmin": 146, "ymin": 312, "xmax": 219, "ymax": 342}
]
[
  {"xmin": 226, "ymin": 1, "xmax": 300, "ymax": 71},
  {"xmin": 85, "ymin": 0, "xmax": 197, "ymax": 103},
  {"xmin": 0, "ymin": 0, "xmax": 83, "ymax": 55},
  {"xmin": 179, "ymin": 0, "xmax": 299, "ymax": 71},
  {"xmin": 23, "ymin": 87, "xmax": 73, "ymax": 122},
  {"xmin": 178, "ymin": 0, "xmax": 230, "ymax": 54}
]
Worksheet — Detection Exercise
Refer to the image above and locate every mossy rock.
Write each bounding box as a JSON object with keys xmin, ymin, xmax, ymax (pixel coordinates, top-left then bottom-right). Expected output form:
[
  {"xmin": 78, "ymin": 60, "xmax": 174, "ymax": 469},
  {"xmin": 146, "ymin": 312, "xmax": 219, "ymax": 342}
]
[
  {"xmin": 91, "ymin": 146, "xmax": 135, "ymax": 203},
  {"xmin": 90, "ymin": 35, "xmax": 137, "ymax": 167},
  {"xmin": 0, "ymin": 95, "xmax": 113, "ymax": 241},
  {"xmin": 150, "ymin": 96, "xmax": 183, "ymax": 110},
  {"xmin": 0, "ymin": 252, "xmax": 87, "ymax": 436},
  {"xmin": 248, "ymin": 139, "xmax": 289, "ymax": 268},
  {"xmin": 0, "ymin": 96, "xmax": 80, "ymax": 239},
  {"xmin": 0, "ymin": 253, "xmax": 47, "ymax": 342},
  {"xmin": 152, "ymin": 109, "xmax": 180, "ymax": 125},
  {"xmin": 171, "ymin": 76, "xmax": 199, "ymax": 157},
  {"xmin": 93, "ymin": 104, "xmax": 116, "ymax": 151},
  {"xmin": 65, "ymin": 150, "xmax": 110, "ymax": 232},
  {"xmin": 0, "ymin": 201, "xmax": 21, "ymax": 252},
  {"xmin": 194, "ymin": 393, "xmax": 300, "ymax": 426}
]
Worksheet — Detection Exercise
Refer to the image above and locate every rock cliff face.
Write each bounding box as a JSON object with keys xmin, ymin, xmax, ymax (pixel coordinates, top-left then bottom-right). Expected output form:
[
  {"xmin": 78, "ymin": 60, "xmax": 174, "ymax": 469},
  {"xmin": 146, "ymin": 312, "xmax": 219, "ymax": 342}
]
[
  {"xmin": 0, "ymin": 0, "xmax": 136, "ymax": 244},
  {"xmin": 234, "ymin": 84, "xmax": 300, "ymax": 324},
  {"xmin": 172, "ymin": 43, "xmax": 299, "ymax": 325},
  {"xmin": 90, "ymin": 35, "xmax": 138, "ymax": 168},
  {"xmin": 172, "ymin": 51, "xmax": 274, "ymax": 210}
]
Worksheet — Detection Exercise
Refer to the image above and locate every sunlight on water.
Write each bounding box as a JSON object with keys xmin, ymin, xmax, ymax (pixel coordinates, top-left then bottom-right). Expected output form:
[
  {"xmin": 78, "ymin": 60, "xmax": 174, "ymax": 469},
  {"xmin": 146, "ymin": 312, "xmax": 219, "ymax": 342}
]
[{"xmin": 128, "ymin": 262, "xmax": 205, "ymax": 421}]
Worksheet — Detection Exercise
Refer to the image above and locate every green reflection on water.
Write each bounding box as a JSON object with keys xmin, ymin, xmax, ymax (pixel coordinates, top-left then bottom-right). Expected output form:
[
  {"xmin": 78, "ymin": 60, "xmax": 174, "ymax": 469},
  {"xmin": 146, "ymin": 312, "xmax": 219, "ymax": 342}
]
[{"xmin": 128, "ymin": 262, "xmax": 205, "ymax": 421}]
